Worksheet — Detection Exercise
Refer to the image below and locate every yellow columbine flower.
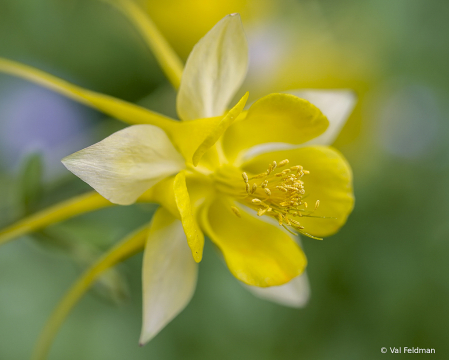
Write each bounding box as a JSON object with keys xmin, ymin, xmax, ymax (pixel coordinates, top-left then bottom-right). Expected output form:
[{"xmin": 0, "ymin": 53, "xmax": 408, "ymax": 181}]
[{"xmin": 0, "ymin": 1, "xmax": 355, "ymax": 358}]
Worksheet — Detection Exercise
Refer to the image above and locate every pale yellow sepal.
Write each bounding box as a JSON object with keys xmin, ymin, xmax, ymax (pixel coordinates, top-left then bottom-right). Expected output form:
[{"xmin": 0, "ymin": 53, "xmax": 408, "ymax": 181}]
[
  {"xmin": 200, "ymin": 197, "xmax": 307, "ymax": 287},
  {"xmin": 192, "ymin": 92, "xmax": 248, "ymax": 166},
  {"xmin": 242, "ymin": 146, "xmax": 354, "ymax": 237},
  {"xmin": 0, "ymin": 57, "xmax": 175, "ymax": 128},
  {"xmin": 101, "ymin": 0, "xmax": 183, "ymax": 89},
  {"xmin": 32, "ymin": 225, "xmax": 149, "ymax": 360},
  {"xmin": 222, "ymin": 93, "xmax": 329, "ymax": 164},
  {"xmin": 140, "ymin": 207, "xmax": 197, "ymax": 345},
  {"xmin": 173, "ymin": 171, "xmax": 204, "ymax": 262},
  {"xmin": 62, "ymin": 125, "xmax": 185, "ymax": 205},
  {"xmin": 177, "ymin": 13, "xmax": 248, "ymax": 121},
  {"xmin": 0, "ymin": 192, "xmax": 112, "ymax": 247},
  {"xmin": 246, "ymin": 271, "xmax": 311, "ymax": 308}
]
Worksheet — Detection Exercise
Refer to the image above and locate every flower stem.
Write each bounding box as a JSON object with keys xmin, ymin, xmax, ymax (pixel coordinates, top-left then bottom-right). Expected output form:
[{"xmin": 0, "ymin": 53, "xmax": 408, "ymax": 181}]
[
  {"xmin": 31, "ymin": 224, "xmax": 149, "ymax": 360},
  {"xmin": 102, "ymin": 0, "xmax": 184, "ymax": 89},
  {"xmin": 0, "ymin": 192, "xmax": 113, "ymax": 247}
]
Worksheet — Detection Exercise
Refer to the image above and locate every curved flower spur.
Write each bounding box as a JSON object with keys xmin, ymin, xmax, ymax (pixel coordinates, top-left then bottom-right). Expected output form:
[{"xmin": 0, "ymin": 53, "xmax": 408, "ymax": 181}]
[{"xmin": 0, "ymin": 1, "xmax": 355, "ymax": 359}]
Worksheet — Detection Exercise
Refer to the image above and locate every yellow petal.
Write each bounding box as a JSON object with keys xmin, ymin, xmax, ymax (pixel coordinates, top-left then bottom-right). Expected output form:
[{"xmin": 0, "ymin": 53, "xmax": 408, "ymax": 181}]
[
  {"xmin": 32, "ymin": 225, "xmax": 149, "ymax": 360},
  {"xmin": 173, "ymin": 171, "xmax": 204, "ymax": 262},
  {"xmin": 139, "ymin": 176, "xmax": 179, "ymax": 219},
  {"xmin": 199, "ymin": 196, "xmax": 307, "ymax": 287},
  {"xmin": 162, "ymin": 97, "xmax": 247, "ymax": 170},
  {"xmin": 0, "ymin": 57, "xmax": 175, "ymax": 128},
  {"xmin": 177, "ymin": 14, "xmax": 248, "ymax": 121},
  {"xmin": 192, "ymin": 92, "xmax": 248, "ymax": 166},
  {"xmin": 239, "ymin": 90, "xmax": 357, "ymax": 161},
  {"xmin": 222, "ymin": 93, "xmax": 329, "ymax": 164},
  {"xmin": 62, "ymin": 125, "xmax": 185, "ymax": 205},
  {"xmin": 140, "ymin": 207, "xmax": 197, "ymax": 345},
  {"xmin": 168, "ymin": 116, "xmax": 222, "ymax": 169},
  {"xmin": 242, "ymin": 146, "xmax": 354, "ymax": 237},
  {"xmin": 243, "ymin": 233, "xmax": 311, "ymax": 307},
  {"xmin": 286, "ymin": 89, "xmax": 356, "ymax": 146},
  {"xmin": 140, "ymin": 171, "xmax": 214, "ymax": 222},
  {"xmin": 101, "ymin": 0, "xmax": 183, "ymax": 89},
  {"xmin": 0, "ymin": 192, "xmax": 112, "ymax": 247}
]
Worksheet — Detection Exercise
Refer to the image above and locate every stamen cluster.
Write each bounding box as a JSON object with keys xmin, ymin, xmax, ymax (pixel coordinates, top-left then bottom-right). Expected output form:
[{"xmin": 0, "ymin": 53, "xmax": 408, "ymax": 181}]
[{"xmin": 240, "ymin": 159, "xmax": 320, "ymax": 235}]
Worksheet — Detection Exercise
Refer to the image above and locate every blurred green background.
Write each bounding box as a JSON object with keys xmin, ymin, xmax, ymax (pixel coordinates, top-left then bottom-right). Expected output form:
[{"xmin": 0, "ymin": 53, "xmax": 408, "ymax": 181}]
[{"xmin": 1, "ymin": 0, "xmax": 448, "ymax": 359}]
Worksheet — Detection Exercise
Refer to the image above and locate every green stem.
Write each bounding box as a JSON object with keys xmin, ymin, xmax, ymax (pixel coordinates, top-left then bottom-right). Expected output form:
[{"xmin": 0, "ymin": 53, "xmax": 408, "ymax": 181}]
[
  {"xmin": 0, "ymin": 192, "xmax": 113, "ymax": 247},
  {"xmin": 31, "ymin": 225, "xmax": 149, "ymax": 360},
  {"xmin": 102, "ymin": 0, "xmax": 184, "ymax": 89}
]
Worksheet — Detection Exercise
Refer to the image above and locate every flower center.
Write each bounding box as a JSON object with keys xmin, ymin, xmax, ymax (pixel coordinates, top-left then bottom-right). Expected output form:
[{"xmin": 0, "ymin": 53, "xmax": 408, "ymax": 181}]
[{"xmin": 213, "ymin": 159, "xmax": 322, "ymax": 239}]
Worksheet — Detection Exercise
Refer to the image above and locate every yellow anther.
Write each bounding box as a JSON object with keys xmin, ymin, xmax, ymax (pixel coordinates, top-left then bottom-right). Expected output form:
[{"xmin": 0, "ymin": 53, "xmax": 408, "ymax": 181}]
[
  {"xmin": 231, "ymin": 206, "xmax": 241, "ymax": 218},
  {"xmin": 249, "ymin": 173, "xmax": 267, "ymax": 180},
  {"xmin": 237, "ymin": 158, "xmax": 321, "ymax": 235},
  {"xmin": 276, "ymin": 186, "xmax": 288, "ymax": 192},
  {"xmin": 257, "ymin": 208, "xmax": 267, "ymax": 216},
  {"xmin": 251, "ymin": 183, "xmax": 257, "ymax": 194}
]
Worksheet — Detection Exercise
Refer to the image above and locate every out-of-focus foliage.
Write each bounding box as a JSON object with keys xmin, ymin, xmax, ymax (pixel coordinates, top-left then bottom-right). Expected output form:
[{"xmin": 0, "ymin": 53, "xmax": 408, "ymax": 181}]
[
  {"xmin": 0, "ymin": 0, "xmax": 448, "ymax": 359},
  {"xmin": 18, "ymin": 152, "xmax": 44, "ymax": 215}
]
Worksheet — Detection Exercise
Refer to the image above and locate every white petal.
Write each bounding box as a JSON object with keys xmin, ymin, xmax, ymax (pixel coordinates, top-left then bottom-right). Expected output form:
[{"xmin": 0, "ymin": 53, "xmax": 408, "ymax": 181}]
[
  {"xmin": 62, "ymin": 124, "xmax": 185, "ymax": 205},
  {"xmin": 140, "ymin": 208, "xmax": 198, "ymax": 345},
  {"xmin": 245, "ymin": 272, "xmax": 311, "ymax": 308},
  {"xmin": 239, "ymin": 90, "xmax": 356, "ymax": 163},
  {"xmin": 176, "ymin": 14, "xmax": 248, "ymax": 121},
  {"xmin": 286, "ymin": 89, "xmax": 356, "ymax": 146}
]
